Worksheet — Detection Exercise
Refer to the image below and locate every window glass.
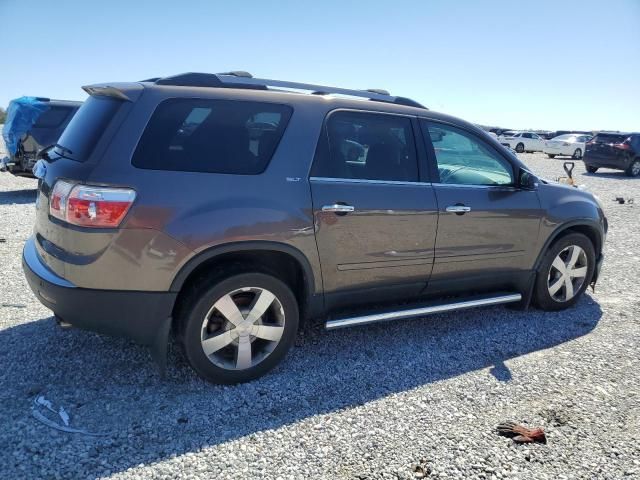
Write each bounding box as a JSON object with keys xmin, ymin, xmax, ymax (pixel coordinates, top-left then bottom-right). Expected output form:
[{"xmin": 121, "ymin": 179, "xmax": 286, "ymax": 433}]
[
  {"xmin": 311, "ymin": 111, "xmax": 418, "ymax": 182},
  {"xmin": 423, "ymin": 121, "xmax": 514, "ymax": 186},
  {"xmin": 522, "ymin": 133, "xmax": 532, "ymax": 138},
  {"xmin": 531, "ymin": 133, "xmax": 540, "ymax": 139},
  {"xmin": 132, "ymin": 99, "xmax": 292, "ymax": 174},
  {"xmin": 34, "ymin": 107, "xmax": 73, "ymax": 128}
]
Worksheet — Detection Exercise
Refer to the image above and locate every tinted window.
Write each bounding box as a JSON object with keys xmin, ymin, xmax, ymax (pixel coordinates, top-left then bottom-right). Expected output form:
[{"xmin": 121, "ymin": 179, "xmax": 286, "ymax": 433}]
[
  {"xmin": 33, "ymin": 107, "xmax": 73, "ymax": 128},
  {"xmin": 311, "ymin": 111, "xmax": 418, "ymax": 182},
  {"xmin": 132, "ymin": 99, "xmax": 292, "ymax": 174},
  {"xmin": 522, "ymin": 133, "xmax": 532, "ymax": 138},
  {"xmin": 592, "ymin": 133, "xmax": 627, "ymax": 144},
  {"xmin": 56, "ymin": 96, "xmax": 121, "ymax": 161},
  {"xmin": 423, "ymin": 121, "xmax": 514, "ymax": 186}
]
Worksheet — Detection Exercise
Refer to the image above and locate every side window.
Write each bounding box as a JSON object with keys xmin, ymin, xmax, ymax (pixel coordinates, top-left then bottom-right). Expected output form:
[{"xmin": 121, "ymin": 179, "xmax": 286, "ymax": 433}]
[
  {"xmin": 422, "ymin": 121, "xmax": 514, "ymax": 186},
  {"xmin": 311, "ymin": 111, "xmax": 419, "ymax": 182},
  {"xmin": 522, "ymin": 133, "xmax": 532, "ymax": 139},
  {"xmin": 132, "ymin": 99, "xmax": 292, "ymax": 174},
  {"xmin": 531, "ymin": 133, "xmax": 540, "ymax": 139}
]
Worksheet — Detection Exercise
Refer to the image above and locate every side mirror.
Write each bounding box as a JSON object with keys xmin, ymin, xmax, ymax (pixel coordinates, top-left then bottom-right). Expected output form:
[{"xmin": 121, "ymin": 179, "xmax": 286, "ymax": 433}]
[
  {"xmin": 519, "ymin": 168, "xmax": 538, "ymax": 190},
  {"xmin": 36, "ymin": 144, "xmax": 55, "ymax": 161}
]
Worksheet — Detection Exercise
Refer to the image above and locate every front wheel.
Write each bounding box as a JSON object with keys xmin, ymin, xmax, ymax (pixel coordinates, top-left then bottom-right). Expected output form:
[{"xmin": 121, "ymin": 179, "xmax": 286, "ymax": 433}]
[
  {"xmin": 586, "ymin": 165, "xmax": 598, "ymax": 173},
  {"xmin": 515, "ymin": 143, "xmax": 525, "ymax": 153},
  {"xmin": 534, "ymin": 233, "xmax": 595, "ymax": 311},
  {"xmin": 572, "ymin": 148, "xmax": 582, "ymax": 160},
  {"xmin": 179, "ymin": 272, "xmax": 299, "ymax": 384},
  {"xmin": 626, "ymin": 159, "xmax": 640, "ymax": 177}
]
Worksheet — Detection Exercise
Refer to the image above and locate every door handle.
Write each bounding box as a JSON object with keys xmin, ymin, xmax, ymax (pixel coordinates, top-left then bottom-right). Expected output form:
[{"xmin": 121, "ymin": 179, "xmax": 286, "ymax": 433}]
[
  {"xmin": 322, "ymin": 203, "xmax": 355, "ymax": 214},
  {"xmin": 445, "ymin": 205, "xmax": 471, "ymax": 214}
]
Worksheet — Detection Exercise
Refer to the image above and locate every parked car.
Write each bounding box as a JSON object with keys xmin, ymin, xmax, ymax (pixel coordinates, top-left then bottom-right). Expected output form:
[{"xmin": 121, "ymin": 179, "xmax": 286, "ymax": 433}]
[
  {"xmin": 543, "ymin": 134, "xmax": 592, "ymax": 159},
  {"xmin": 498, "ymin": 131, "xmax": 545, "ymax": 153},
  {"xmin": 583, "ymin": 132, "xmax": 640, "ymax": 176},
  {"xmin": 1, "ymin": 97, "xmax": 81, "ymax": 176},
  {"xmin": 23, "ymin": 72, "xmax": 607, "ymax": 384}
]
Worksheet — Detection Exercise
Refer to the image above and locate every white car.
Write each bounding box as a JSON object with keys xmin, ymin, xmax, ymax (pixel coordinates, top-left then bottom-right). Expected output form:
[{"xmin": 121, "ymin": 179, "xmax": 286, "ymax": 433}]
[
  {"xmin": 543, "ymin": 134, "xmax": 592, "ymax": 159},
  {"xmin": 498, "ymin": 131, "xmax": 545, "ymax": 153}
]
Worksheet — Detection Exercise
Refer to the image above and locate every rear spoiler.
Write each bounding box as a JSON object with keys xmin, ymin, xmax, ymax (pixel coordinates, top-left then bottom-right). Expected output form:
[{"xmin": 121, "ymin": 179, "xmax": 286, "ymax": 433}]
[{"xmin": 81, "ymin": 83, "xmax": 144, "ymax": 102}]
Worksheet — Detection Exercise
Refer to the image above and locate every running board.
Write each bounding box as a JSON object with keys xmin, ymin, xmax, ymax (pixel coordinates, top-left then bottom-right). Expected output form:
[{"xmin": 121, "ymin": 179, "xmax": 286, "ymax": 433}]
[{"xmin": 325, "ymin": 293, "xmax": 522, "ymax": 330}]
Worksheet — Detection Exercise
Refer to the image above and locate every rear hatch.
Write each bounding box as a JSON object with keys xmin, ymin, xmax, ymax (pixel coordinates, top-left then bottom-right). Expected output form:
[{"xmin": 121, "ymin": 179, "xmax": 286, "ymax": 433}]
[
  {"xmin": 585, "ymin": 133, "xmax": 628, "ymax": 163},
  {"xmin": 33, "ymin": 87, "xmax": 138, "ymax": 279}
]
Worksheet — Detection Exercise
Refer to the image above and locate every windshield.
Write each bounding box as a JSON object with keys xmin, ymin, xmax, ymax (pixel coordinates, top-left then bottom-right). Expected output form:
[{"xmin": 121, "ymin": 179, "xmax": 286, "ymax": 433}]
[{"xmin": 55, "ymin": 96, "xmax": 121, "ymax": 161}]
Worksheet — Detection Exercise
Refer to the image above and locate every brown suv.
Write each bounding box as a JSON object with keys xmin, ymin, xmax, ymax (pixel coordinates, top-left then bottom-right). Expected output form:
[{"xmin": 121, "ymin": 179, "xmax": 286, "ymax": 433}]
[{"xmin": 23, "ymin": 72, "xmax": 607, "ymax": 383}]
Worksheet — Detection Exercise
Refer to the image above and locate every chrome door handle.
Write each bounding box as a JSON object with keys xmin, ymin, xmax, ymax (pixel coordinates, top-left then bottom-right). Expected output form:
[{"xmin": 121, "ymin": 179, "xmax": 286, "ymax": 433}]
[
  {"xmin": 445, "ymin": 205, "xmax": 471, "ymax": 214},
  {"xmin": 322, "ymin": 204, "xmax": 355, "ymax": 213}
]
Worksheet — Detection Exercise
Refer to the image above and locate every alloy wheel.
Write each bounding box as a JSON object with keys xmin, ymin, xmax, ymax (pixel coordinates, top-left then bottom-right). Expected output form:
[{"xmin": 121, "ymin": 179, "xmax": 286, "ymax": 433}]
[
  {"xmin": 200, "ymin": 287, "xmax": 285, "ymax": 370},
  {"xmin": 547, "ymin": 245, "xmax": 588, "ymax": 302}
]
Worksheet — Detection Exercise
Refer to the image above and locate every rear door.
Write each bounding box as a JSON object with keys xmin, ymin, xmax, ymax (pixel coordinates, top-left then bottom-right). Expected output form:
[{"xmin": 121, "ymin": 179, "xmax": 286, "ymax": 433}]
[
  {"xmin": 310, "ymin": 110, "xmax": 438, "ymax": 308},
  {"xmin": 420, "ymin": 120, "xmax": 543, "ymax": 293}
]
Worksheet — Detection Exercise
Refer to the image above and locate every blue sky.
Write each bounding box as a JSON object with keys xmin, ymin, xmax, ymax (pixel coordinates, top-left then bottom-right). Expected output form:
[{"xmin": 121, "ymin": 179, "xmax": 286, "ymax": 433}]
[{"xmin": 1, "ymin": 0, "xmax": 639, "ymax": 131}]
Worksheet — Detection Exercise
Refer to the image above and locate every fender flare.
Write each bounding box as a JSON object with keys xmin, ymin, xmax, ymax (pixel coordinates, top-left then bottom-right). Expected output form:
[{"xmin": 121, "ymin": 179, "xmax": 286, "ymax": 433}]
[
  {"xmin": 169, "ymin": 240, "xmax": 318, "ymax": 295},
  {"xmin": 533, "ymin": 219, "xmax": 604, "ymax": 272}
]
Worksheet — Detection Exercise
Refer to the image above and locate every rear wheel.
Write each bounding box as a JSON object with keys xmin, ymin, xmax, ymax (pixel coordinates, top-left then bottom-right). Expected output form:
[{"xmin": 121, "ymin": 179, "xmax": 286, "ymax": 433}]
[
  {"xmin": 534, "ymin": 233, "xmax": 595, "ymax": 311},
  {"xmin": 515, "ymin": 143, "xmax": 525, "ymax": 153},
  {"xmin": 626, "ymin": 159, "xmax": 640, "ymax": 177},
  {"xmin": 572, "ymin": 148, "xmax": 582, "ymax": 160},
  {"xmin": 586, "ymin": 165, "xmax": 598, "ymax": 173},
  {"xmin": 179, "ymin": 272, "xmax": 299, "ymax": 384},
  {"xmin": 547, "ymin": 154, "xmax": 556, "ymax": 158}
]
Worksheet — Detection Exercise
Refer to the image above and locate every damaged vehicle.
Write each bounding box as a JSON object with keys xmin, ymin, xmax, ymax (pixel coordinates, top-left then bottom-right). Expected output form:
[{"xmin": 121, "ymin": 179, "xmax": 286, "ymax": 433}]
[
  {"xmin": 23, "ymin": 72, "xmax": 607, "ymax": 384},
  {"xmin": 1, "ymin": 97, "xmax": 81, "ymax": 176}
]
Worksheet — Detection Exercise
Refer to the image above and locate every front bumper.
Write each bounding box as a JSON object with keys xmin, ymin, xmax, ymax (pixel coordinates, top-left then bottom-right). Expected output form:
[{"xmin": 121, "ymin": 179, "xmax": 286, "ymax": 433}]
[{"xmin": 22, "ymin": 236, "xmax": 177, "ymax": 346}]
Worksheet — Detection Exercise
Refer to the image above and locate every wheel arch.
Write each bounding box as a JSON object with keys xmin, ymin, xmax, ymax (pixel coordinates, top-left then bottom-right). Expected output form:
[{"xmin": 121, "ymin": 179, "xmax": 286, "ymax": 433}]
[
  {"xmin": 170, "ymin": 241, "xmax": 321, "ymax": 321},
  {"xmin": 533, "ymin": 220, "xmax": 603, "ymax": 272}
]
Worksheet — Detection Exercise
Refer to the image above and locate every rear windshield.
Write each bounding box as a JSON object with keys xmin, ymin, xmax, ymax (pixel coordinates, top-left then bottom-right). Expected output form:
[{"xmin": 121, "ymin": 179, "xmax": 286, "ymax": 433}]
[
  {"xmin": 132, "ymin": 99, "xmax": 292, "ymax": 174},
  {"xmin": 55, "ymin": 96, "xmax": 121, "ymax": 161},
  {"xmin": 592, "ymin": 133, "xmax": 627, "ymax": 144},
  {"xmin": 33, "ymin": 106, "xmax": 74, "ymax": 128}
]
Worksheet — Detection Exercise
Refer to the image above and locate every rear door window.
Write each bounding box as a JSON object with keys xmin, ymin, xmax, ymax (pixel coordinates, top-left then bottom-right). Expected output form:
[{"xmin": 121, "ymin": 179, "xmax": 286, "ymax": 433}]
[
  {"xmin": 132, "ymin": 99, "xmax": 292, "ymax": 174},
  {"xmin": 55, "ymin": 96, "xmax": 121, "ymax": 161},
  {"xmin": 311, "ymin": 111, "xmax": 419, "ymax": 182}
]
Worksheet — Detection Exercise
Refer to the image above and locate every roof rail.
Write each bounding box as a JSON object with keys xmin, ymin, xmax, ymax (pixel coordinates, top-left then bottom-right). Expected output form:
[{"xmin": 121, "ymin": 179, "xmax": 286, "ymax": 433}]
[{"xmin": 152, "ymin": 72, "xmax": 427, "ymax": 109}]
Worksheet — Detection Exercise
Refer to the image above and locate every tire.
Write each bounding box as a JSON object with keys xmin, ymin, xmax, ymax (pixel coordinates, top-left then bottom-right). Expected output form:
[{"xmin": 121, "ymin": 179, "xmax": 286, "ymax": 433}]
[
  {"xmin": 585, "ymin": 165, "xmax": 598, "ymax": 173},
  {"xmin": 534, "ymin": 233, "xmax": 595, "ymax": 311},
  {"xmin": 179, "ymin": 272, "xmax": 299, "ymax": 384},
  {"xmin": 547, "ymin": 154, "xmax": 556, "ymax": 159},
  {"xmin": 515, "ymin": 143, "xmax": 525, "ymax": 153},
  {"xmin": 625, "ymin": 159, "xmax": 640, "ymax": 177},
  {"xmin": 572, "ymin": 148, "xmax": 582, "ymax": 160}
]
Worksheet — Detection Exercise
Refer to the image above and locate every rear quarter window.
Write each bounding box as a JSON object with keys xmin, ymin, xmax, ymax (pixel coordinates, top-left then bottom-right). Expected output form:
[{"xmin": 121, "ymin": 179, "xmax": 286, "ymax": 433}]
[{"xmin": 132, "ymin": 99, "xmax": 293, "ymax": 174}]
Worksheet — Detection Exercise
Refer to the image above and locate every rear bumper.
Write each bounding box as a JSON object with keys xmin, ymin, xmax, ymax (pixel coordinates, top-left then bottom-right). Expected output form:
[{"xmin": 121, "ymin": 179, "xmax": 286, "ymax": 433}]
[{"xmin": 22, "ymin": 236, "xmax": 177, "ymax": 346}]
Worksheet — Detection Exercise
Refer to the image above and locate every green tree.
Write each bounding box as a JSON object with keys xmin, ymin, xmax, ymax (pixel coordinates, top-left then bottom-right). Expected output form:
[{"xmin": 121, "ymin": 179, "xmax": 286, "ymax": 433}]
[{"xmin": 0, "ymin": 107, "xmax": 6, "ymax": 124}]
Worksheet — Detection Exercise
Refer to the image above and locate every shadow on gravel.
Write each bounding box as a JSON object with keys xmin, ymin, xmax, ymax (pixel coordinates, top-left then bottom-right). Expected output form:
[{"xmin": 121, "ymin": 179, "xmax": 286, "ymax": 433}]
[
  {"xmin": 583, "ymin": 171, "xmax": 638, "ymax": 181},
  {"xmin": 0, "ymin": 189, "xmax": 37, "ymax": 205},
  {"xmin": 0, "ymin": 297, "xmax": 602, "ymax": 477}
]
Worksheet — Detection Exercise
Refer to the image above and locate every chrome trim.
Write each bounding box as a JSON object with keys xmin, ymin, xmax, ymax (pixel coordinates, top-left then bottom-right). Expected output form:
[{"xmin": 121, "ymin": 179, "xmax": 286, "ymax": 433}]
[
  {"xmin": 325, "ymin": 293, "xmax": 522, "ymax": 330},
  {"xmin": 23, "ymin": 237, "xmax": 75, "ymax": 288},
  {"xmin": 445, "ymin": 205, "xmax": 471, "ymax": 213},
  {"xmin": 310, "ymin": 176, "xmax": 431, "ymax": 186},
  {"xmin": 322, "ymin": 204, "xmax": 355, "ymax": 213},
  {"xmin": 432, "ymin": 182, "xmax": 519, "ymax": 191}
]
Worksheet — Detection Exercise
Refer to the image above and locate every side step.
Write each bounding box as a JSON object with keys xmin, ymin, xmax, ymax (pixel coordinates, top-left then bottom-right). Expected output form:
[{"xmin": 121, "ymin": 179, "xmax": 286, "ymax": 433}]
[{"xmin": 325, "ymin": 293, "xmax": 522, "ymax": 330}]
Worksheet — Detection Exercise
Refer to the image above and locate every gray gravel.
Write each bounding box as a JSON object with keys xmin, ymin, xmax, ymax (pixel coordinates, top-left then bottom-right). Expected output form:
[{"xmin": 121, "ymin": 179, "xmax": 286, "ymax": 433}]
[{"xmin": 0, "ymin": 153, "xmax": 639, "ymax": 480}]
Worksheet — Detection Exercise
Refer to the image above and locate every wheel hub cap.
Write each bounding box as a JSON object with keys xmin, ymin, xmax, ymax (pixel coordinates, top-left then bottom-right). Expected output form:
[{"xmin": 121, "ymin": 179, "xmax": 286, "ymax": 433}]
[
  {"xmin": 200, "ymin": 287, "xmax": 285, "ymax": 370},
  {"xmin": 547, "ymin": 245, "xmax": 588, "ymax": 302}
]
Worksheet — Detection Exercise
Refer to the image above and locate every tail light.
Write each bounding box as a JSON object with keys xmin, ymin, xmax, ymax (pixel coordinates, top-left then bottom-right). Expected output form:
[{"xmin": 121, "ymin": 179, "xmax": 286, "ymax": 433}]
[
  {"xmin": 50, "ymin": 180, "xmax": 136, "ymax": 228},
  {"xmin": 613, "ymin": 138, "xmax": 632, "ymax": 150}
]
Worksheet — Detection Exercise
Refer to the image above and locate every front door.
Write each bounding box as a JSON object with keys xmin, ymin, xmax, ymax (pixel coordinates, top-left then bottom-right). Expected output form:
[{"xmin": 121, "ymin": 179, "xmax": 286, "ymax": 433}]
[
  {"xmin": 310, "ymin": 110, "xmax": 438, "ymax": 308},
  {"xmin": 420, "ymin": 120, "xmax": 543, "ymax": 294}
]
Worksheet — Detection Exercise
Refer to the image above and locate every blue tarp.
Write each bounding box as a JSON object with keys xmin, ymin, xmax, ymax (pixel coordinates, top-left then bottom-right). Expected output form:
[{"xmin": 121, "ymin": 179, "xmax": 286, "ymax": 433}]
[{"xmin": 2, "ymin": 97, "xmax": 50, "ymax": 155}]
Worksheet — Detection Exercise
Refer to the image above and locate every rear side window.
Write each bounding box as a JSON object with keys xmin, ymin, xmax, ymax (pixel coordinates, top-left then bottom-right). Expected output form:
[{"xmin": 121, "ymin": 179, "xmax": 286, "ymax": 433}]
[
  {"xmin": 132, "ymin": 99, "xmax": 292, "ymax": 174},
  {"xmin": 33, "ymin": 107, "xmax": 73, "ymax": 128},
  {"xmin": 56, "ymin": 96, "xmax": 120, "ymax": 161},
  {"xmin": 311, "ymin": 111, "xmax": 419, "ymax": 182}
]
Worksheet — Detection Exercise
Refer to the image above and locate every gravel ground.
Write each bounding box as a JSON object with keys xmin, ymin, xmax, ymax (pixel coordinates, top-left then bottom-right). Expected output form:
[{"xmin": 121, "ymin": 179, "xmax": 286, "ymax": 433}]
[{"xmin": 0, "ymin": 152, "xmax": 638, "ymax": 480}]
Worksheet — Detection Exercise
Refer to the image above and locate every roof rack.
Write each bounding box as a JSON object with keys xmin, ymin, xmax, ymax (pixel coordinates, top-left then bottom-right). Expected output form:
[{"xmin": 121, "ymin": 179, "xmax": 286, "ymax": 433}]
[{"xmin": 151, "ymin": 72, "xmax": 427, "ymax": 109}]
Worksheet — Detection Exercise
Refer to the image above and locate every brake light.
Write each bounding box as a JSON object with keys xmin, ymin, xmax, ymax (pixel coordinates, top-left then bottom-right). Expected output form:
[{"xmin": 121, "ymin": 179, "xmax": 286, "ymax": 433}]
[
  {"xmin": 613, "ymin": 138, "xmax": 632, "ymax": 150},
  {"xmin": 49, "ymin": 180, "xmax": 136, "ymax": 228}
]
